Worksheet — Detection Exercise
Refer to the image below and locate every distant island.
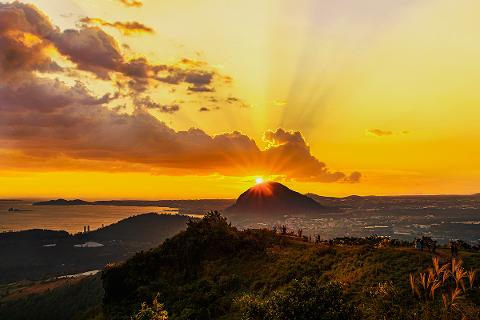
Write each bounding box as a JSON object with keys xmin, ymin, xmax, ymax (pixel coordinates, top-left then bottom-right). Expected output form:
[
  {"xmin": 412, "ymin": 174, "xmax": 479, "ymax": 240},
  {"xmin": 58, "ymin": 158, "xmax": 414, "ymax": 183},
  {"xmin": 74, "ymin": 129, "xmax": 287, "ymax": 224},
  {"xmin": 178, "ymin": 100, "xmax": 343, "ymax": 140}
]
[
  {"xmin": 34, "ymin": 199, "xmax": 90, "ymax": 206},
  {"xmin": 33, "ymin": 199, "xmax": 235, "ymax": 214}
]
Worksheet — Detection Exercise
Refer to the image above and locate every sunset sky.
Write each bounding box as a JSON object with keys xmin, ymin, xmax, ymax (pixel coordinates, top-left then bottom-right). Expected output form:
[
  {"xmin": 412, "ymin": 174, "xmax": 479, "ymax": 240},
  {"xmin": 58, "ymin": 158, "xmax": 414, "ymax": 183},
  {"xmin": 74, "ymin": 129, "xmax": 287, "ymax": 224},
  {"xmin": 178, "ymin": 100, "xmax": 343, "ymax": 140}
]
[{"xmin": 1, "ymin": 0, "xmax": 480, "ymax": 199}]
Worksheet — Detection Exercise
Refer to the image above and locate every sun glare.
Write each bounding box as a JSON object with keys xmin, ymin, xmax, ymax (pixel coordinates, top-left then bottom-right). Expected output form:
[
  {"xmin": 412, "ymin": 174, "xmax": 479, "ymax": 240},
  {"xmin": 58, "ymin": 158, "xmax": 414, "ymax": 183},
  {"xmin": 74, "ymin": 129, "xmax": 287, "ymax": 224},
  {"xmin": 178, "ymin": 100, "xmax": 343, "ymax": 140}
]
[{"xmin": 255, "ymin": 177, "xmax": 264, "ymax": 184}]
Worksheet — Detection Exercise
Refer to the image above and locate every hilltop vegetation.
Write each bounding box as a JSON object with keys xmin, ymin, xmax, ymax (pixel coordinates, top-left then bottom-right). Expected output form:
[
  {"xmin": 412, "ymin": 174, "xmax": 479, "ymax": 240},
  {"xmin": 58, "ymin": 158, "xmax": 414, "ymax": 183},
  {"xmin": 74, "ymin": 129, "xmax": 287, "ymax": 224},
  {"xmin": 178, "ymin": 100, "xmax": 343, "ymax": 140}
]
[{"xmin": 102, "ymin": 212, "xmax": 480, "ymax": 320}]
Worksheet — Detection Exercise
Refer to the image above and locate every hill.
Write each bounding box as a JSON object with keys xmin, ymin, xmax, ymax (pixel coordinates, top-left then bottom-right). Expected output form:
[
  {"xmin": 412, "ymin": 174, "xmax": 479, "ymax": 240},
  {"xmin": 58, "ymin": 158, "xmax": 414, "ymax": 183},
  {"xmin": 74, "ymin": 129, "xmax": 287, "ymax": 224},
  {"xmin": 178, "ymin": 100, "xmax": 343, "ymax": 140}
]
[
  {"xmin": 0, "ymin": 213, "xmax": 190, "ymax": 284},
  {"xmin": 101, "ymin": 212, "xmax": 480, "ymax": 320},
  {"xmin": 305, "ymin": 193, "xmax": 366, "ymax": 209},
  {"xmin": 224, "ymin": 182, "xmax": 336, "ymax": 219},
  {"xmin": 87, "ymin": 213, "xmax": 190, "ymax": 243}
]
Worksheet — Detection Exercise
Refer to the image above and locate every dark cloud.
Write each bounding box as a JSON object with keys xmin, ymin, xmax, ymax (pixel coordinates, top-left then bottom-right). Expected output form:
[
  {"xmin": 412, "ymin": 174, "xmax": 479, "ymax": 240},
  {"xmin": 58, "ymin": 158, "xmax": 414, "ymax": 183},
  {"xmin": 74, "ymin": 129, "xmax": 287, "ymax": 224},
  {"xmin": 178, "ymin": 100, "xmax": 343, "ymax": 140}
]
[
  {"xmin": 52, "ymin": 27, "xmax": 124, "ymax": 79},
  {"xmin": 262, "ymin": 129, "xmax": 361, "ymax": 182},
  {"xmin": 199, "ymin": 107, "xmax": 210, "ymax": 112},
  {"xmin": 187, "ymin": 85, "xmax": 215, "ymax": 93},
  {"xmin": 80, "ymin": 17, "xmax": 154, "ymax": 36},
  {"xmin": 137, "ymin": 96, "xmax": 180, "ymax": 114},
  {"xmin": 158, "ymin": 69, "xmax": 215, "ymax": 88},
  {"xmin": 346, "ymin": 171, "xmax": 362, "ymax": 183},
  {"xmin": 0, "ymin": 3, "xmax": 221, "ymax": 93},
  {"xmin": 0, "ymin": 78, "xmax": 113, "ymax": 113},
  {"xmin": 0, "ymin": 2, "xmax": 54, "ymax": 36},
  {"xmin": 226, "ymin": 96, "xmax": 249, "ymax": 108},
  {"xmin": 0, "ymin": 3, "xmax": 59, "ymax": 78},
  {"xmin": 0, "ymin": 82, "xmax": 357, "ymax": 181},
  {"xmin": 226, "ymin": 97, "xmax": 239, "ymax": 103}
]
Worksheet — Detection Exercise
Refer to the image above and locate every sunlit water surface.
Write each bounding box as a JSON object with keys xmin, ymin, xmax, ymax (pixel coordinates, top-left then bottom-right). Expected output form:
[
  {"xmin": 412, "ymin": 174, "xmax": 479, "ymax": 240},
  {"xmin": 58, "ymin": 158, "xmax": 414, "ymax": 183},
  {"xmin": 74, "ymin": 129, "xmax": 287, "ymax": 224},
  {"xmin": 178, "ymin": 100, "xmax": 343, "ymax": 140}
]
[{"xmin": 0, "ymin": 200, "xmax": 181, "ymax": 233}]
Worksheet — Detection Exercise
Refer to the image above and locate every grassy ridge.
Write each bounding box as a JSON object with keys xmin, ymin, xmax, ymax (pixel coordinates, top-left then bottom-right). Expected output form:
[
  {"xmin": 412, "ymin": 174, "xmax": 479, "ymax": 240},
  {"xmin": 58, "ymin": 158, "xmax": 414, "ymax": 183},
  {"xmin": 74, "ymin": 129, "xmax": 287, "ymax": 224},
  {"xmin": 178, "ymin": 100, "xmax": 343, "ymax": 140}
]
[
  {"xmin": 102, "ymin": 212, "xmax": 480, "ymax": 320},
  {"xmin": 1, "ymin": 212, "xmax": 478, "ymax": 319}
]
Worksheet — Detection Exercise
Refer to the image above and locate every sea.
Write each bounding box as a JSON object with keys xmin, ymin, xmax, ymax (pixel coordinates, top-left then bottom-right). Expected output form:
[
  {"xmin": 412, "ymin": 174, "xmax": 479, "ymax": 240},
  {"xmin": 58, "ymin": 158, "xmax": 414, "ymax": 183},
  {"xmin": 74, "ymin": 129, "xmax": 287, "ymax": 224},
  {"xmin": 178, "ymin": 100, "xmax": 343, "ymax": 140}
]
[
  {"xmin": 0, "ymin": 200, "xmax": 179, "ymax": 234},
  {"xmin": 1, "ymin": 200, "xmax": 479, "ymax": 244}
]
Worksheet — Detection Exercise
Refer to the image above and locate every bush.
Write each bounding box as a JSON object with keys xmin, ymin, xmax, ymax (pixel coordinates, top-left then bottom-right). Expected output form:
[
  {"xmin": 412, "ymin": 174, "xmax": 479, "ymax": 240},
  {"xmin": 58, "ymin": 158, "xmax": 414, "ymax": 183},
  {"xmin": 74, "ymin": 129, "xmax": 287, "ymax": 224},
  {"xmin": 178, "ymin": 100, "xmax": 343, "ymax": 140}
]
[{"xmin": 238, "ymin": 277, "xmax": 358, "ymax": 320}]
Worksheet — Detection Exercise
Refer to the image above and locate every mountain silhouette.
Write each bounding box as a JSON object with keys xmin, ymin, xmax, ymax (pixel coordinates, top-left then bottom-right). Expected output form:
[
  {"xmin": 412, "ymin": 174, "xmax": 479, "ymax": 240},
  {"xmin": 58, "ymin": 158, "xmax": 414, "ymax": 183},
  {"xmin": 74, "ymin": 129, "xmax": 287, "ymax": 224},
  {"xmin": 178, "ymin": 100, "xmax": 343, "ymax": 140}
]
[{"xmin": 225, "ymin": 181, "xmax": 336, "ymax": 218}]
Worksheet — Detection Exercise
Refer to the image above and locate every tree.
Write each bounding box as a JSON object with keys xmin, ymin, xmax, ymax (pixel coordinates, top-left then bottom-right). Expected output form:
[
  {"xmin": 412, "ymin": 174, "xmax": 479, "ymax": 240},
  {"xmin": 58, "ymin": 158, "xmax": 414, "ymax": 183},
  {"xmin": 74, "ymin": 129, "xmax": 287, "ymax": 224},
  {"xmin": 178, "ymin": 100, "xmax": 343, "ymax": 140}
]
[{"xmin": 131, "ymin": 295, "xmax": 168, "ymax": 320}]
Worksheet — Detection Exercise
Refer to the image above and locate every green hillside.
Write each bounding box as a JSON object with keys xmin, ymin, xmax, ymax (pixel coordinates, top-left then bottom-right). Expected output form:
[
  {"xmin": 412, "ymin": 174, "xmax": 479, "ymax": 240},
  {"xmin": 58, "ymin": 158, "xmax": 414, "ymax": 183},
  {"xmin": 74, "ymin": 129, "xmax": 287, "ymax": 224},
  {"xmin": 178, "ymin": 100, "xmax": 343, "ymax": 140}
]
[
  {"xmin": 0, "ymin": 275, "xmax": 103, "ymax": 320},
  {"xmin": 102, "ymin": 212, "xmax": 480, "ymax": 320}
]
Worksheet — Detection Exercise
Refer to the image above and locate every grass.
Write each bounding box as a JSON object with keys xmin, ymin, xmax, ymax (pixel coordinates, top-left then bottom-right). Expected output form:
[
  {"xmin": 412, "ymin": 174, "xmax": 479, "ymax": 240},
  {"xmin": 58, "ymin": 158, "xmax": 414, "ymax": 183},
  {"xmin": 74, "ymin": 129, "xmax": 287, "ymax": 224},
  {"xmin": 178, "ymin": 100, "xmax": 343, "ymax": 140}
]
[{"xmin": 3, "ymin": 213, "xmax": 480, "ymax": 319}]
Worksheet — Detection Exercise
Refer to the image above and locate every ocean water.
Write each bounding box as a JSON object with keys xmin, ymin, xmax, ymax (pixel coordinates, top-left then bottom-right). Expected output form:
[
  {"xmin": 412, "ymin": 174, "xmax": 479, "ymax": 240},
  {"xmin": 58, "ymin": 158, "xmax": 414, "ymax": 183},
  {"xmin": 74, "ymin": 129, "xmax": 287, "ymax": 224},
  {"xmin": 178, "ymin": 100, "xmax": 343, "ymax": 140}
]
[{"xmin": 0, "ymin": 200, "xmax": 179, "ymax": 233}]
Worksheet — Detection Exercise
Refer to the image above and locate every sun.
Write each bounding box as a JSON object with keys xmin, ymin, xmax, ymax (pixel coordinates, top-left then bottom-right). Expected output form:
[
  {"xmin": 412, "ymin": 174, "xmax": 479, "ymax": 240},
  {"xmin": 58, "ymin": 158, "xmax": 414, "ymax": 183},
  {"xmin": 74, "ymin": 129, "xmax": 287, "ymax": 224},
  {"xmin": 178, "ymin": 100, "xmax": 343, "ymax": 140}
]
[{"xmin": 255, "ymin": 177, "xmax": 264, "ymax": 184}]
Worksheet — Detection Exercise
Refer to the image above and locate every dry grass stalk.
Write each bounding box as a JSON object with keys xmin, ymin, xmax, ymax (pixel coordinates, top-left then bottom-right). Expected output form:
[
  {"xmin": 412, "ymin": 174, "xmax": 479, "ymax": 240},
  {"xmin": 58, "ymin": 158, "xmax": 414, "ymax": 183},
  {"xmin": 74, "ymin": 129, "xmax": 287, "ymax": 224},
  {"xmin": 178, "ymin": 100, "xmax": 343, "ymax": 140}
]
[
  {"xmin": 433, "ymin": 256, "xmax": 440, "ymax": 276},
  {"xmin": 430, "ymin": 281, "xmax": 442, "ymax": 299},
  {"xmin": 467, "ymin": 270, "xmax": 476, "ymax": 289},
  {"xmin": 408, "ymin": 255, "xmax": 478, "ymax": 320}
]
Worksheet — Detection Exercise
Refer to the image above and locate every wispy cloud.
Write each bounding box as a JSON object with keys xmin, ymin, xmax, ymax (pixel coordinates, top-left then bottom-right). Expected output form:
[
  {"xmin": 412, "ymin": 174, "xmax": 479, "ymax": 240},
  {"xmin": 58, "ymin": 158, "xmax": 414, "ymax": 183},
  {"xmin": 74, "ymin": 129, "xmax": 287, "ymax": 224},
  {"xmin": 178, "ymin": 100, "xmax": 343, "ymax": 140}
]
[
  {"xmin": 367, "ymin": 128, "xmax": 410, "ymax": 137},
  {"xmin": 117, "ymin": 0, "xmax": 143, "ymax": 8},
  {"xmin": 368, "ymin": 128, "xmax": 393, "ymax": 136},
  {"xmin": 80, "ymin": 17, "xmax": 154, "ymax": 36}
]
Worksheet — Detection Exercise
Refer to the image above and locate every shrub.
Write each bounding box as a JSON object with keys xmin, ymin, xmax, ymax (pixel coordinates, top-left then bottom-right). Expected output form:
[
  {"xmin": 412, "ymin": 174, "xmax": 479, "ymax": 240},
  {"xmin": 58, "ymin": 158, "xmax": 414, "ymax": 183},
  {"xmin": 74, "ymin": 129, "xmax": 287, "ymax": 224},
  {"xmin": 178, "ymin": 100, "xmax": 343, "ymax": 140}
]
[{"xmin": 238, "ymin": 277, "xmax": 357, "ymax": 320}]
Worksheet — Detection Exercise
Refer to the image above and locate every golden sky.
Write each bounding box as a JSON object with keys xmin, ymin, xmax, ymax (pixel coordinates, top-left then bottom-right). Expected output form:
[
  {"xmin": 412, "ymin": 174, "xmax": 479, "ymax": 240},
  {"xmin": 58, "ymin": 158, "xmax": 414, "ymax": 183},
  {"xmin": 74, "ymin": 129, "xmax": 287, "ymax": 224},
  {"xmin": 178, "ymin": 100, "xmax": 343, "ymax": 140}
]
[{"xmin": 1, "ymin": 0, "xmax": 479, "ymax": 199}]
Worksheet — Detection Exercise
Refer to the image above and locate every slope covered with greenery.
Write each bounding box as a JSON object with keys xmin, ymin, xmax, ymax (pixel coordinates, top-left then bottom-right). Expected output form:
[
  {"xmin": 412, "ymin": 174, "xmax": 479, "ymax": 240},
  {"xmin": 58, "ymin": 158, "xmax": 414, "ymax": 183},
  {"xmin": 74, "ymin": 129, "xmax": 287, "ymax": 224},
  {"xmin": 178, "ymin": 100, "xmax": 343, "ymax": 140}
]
[
  {"xmin": 103, "ymin": 212, "xmax": 480, "ymax": 320},
  {"xmin": 0, "ymin": 275, "xmax": 103, "ymax": 320}
]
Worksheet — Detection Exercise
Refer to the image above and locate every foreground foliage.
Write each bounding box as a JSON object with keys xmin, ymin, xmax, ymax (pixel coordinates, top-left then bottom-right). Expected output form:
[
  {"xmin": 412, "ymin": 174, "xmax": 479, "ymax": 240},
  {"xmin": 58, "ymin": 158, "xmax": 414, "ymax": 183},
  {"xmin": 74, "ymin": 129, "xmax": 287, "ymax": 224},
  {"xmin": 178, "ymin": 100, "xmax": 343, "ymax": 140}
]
[
  {"xmin": 2, "ymin": 212, "xmax": 479, "ymax": 319},
  {"xmin": 131, "ymin": 294, "xmax": 168, "ymax": 320},
  {"xmin": 103, "ymin": 212, "xmax": 480, "ymax": 320},
  {"xmin": 238, "ymin": 277, "xmax": 357, "ymax": 320}
]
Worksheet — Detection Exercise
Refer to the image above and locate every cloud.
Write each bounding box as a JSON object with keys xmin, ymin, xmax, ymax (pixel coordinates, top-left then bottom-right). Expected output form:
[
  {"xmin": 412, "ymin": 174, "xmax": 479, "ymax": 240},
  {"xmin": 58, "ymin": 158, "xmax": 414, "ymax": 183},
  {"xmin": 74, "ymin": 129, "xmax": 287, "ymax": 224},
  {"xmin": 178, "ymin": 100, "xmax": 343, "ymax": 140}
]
[
  {"xmin": 0, "ymin": 3, "xmax": 59, "ymax": 78},
  {"xmin": 367, "ymin": 128, "xmax": 410, "ymax": 137},
  {"xmin": 262, "ymin": 129, "xmax": 361, "ymax": 183},
  {"xmin": 188, "ymin": 85, "xmax": 215, "ymax": 92},
  {"xmin": 0, "ymin": 78, "xmax": 114, "ymax": 113},
  {"xmin": 226, "ymin": 97, "xmax": 239, "ymax": 103},
  {"xmin": 1, "ymin": 82, "xmax": 358, "ymax": 181},
  {"xmin": 226, "ymin": 96, "xmax": 249, "ymax": 108},
  {"xmin": 117, "ymin": 0, "xmax": 143, "ymax": 8},
  {"xmin": 80, "ymin": 17, "xmax": 154, "ymax": 36},
  {"xmin": 136, "ymin": 96, "xmax": 180, "ymax": 114},
  {"xmin": 52, "ymin": 27, "xmax": 125, "ymax": 79},
  {"xmin": 0, "ymin": 2, "xmax": 360, "ymax": 183},
  {"xmin": 367, "ymin": 128, "xmax": 393, "ymax": 136},
  {"xmin": 0, "ymin": 2, "xmax": 223, "ymax": 93},
  {"xmin": 199, "ymin": 107, "xmax": 210, "ymax": 112},
  {"xmin": 273, "ymin": 100, "xmax": 287, "ymax": 107}
]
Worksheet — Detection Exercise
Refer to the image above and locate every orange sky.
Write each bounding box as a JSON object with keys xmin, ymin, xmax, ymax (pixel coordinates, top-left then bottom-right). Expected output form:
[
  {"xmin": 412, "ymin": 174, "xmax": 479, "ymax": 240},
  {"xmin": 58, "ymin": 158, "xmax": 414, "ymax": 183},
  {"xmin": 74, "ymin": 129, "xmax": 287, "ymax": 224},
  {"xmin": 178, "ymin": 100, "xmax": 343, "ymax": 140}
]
[{"xmin": 0, "ymin": 0, "xmax": 480, "ymax": 199}]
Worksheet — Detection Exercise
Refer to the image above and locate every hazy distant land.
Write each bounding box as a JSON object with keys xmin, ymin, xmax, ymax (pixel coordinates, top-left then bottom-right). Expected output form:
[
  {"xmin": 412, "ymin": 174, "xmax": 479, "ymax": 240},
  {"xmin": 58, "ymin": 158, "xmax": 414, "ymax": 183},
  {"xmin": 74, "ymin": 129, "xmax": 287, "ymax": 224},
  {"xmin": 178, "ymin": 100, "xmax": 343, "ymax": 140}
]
[
  {"xmin": 33, "ymin": 199, "xmax": 235, "ymax": 215},
  {"xmin": 26, "ymin": 184, "xmax": 480, "ymax": 245}
]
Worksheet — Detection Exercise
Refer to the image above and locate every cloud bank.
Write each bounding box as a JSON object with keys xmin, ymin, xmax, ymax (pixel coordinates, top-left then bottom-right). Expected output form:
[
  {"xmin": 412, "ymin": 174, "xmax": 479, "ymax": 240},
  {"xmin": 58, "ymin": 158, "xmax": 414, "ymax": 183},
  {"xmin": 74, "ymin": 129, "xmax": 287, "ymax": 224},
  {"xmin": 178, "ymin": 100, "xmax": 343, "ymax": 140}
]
[{"xmin": 0, "ymin": 2, "xmax": 360, "ymax": 183}]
